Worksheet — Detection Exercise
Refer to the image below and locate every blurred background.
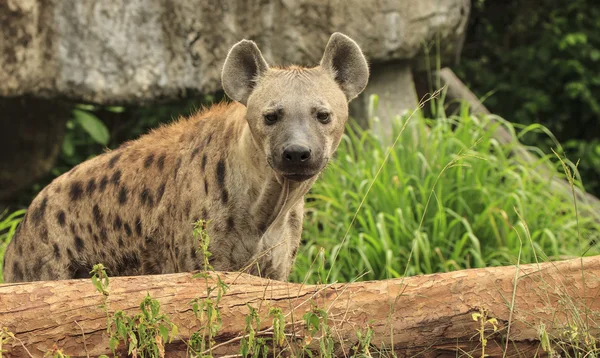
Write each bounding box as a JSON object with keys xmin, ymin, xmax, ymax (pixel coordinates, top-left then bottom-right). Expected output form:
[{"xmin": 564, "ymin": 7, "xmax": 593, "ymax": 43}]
[{"xmin": 1, "ymin": 0, "xmax": 599, "ymax": 283}]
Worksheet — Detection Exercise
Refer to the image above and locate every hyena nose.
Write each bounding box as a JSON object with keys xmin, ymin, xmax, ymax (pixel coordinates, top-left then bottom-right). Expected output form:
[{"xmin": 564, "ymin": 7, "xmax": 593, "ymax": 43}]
[{"xmin": 283, "ymin": 144, "xmax": 311, "ymax": 163}]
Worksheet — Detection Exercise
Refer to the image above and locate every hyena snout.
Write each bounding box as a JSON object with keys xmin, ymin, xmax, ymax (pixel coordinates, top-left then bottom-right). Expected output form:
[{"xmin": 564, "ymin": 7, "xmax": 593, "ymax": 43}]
[
  {"xmin": 282, "ymin": 144, "xmax": 311, "ymax": 164},
  {"xmin": 274, "ymin": 142, "xmax": 323, "ymax": 182}
]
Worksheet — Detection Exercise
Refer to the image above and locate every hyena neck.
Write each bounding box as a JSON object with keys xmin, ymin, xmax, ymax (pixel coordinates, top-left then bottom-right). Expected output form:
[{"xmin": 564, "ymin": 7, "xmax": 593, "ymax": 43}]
[{"xmin": 230, "ymin": 115, "xmax": 316, "ymax": 225}]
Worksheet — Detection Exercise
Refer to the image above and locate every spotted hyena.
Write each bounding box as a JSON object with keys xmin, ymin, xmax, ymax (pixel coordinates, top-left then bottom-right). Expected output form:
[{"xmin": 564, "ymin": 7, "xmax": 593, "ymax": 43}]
[{"xmin": 2, "ymin": 32, "xmax": 369, "ymax": 283}]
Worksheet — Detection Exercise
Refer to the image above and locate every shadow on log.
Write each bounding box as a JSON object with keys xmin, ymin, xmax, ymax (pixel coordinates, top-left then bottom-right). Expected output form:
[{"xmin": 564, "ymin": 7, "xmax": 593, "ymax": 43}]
[{"xmin": 1, "ymin": 257, "xmax": 599, "ymax": 357}]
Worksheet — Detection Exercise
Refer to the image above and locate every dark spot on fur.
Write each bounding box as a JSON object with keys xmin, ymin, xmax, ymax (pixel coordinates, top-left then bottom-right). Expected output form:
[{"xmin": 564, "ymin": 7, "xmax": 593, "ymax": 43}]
[
  {"xmin": 124, "ymin": 223, "xmax": 132, "ymax": 236},
  {"xmin": 221, "ymin": 189, "xmax": 229, "ymax": 204},
  {"xmin": 174, "ymin": 157, "xmax": 182, "ymax": 180},
  {"xmin": 114, "ymin": 215, "xmax": 123, "ymax": 230},
  {"xmin": 175, "ymin": 246, "xmax": 180, "ymax": 256},
  {"xmin": 191, "ymin": 147, "xmax": 200, "ymax": 159},
  {"xmin": 204, "ymin": 181, "xmax": 209, "ymax": 195},
  {"xmin": 201, "ymin": 208, "xmax": 208, "ymax": 220},
  {"xmin": 99, "ymin": 175, "xmax": 109, "ymax": 192},
  {"xmin": 111, "ymin": 170, "xmax": 122, "ymax": 185},
  {"xmin": 74, "ymin": 236, "xmax": 85, "ymax": 252},
  {"xmin": 93, "ymin": 204, "xmax": 103, "ymax": 227},
  {"xmin": 206, "ymin": 133, "xmax": 213, "ymax": 146},
  {"xmin": 71, "ymin": 264, "xmax": 92, "ymax": 279},
  {"xmin": 67, "ymin": 248, "xmax": 74, "ymax": 260},
  {"xmin": 291, "ymin": 245, "xmax": 299, "ymax": 259},
  {"xmin": 31, "ymin": 197, "xmax": 48, "ymax": 224},
  {"xmin": 53, "ymin": 243, "xmax": 61, "ymax": 259},
  {"xmin": 12, "ymin": 263, "xmax": 24, "ymax": 281},
  {"xmin": 86, "ymin": 178, "xmax": 96, "ymax": 195},
  {"xmin": 216, "ymin": 160, "xmax": 226, "ymax": 187},
  {"xmin": 157, "ymin": 154, "xmax": 166, "ymax": 170},
  {"xmin": 258, "ymin": 221, "xmax": 267, "ymax": 234},
  {"xmin": 118, "ymin": 237, "xmax": 124, "ymax": 247},
  {"xmin": 40, "ymin": 227, "xmax": 49, "ymax": 244},
  {"xmin": 190, "ymin": 246, "xmax": 197, "ymax": 259},
  {"xmin": 108, "ymin": 152, "xmax": 122, "ymax": 168},
  {"xmin": 289, "ymin": 211, "xmax": 301, "ymax": 229},
  {"xmin": 56, "ymin": 210, "xmax": 66, "ymax": 227},
  {"xmin": 135, "ymin": 217, "xmax": 143, "ymax": 236},
  {"xmin": 144, "ymin": 153, "xmax": 154, "ymax": 168},
  {"xmin": 201, "ymin": 155, "xmax": 207, "ymax": 171},
  {"xmin": 156, "ymin": 182, "xmax": 166, "ymax": 202},
  {"xmin": 55, "ymin": 185, "xmax": 62, "ymax": 193},
  {"xmin": 118, "ymin": 186, "xmax": 128, "ymax": 204},
  {"xmin": 93, "ymin": 234, "xmax": 100, "ymax": 243},
  {"xmin": 184, "ymin": 200, "xmax": 191, "ymax": 218},
  {"xmin": 224, "ymin": 126, "xmax": 234, "ymax": 142},
  {"xmin": 227, "ymin": 216, "xmax": 235, "ymax": 231},
  {"xmin": 70, "ymin": 223, "xmax": 77, "ymax": 235},
  {"xmin": 70, "ymin": 181, "xmax": 84, "ymax": 201},
  {"xmin": 140, "ymin": 188, "xmax": 154, "ymax": 207},
  {"xmin": 87, "ymin": 223, "xmax": 93, "ymax": 234},
  {"xmin": 117, "ymin": 252, "xmax": 140, "ymax": 273}
]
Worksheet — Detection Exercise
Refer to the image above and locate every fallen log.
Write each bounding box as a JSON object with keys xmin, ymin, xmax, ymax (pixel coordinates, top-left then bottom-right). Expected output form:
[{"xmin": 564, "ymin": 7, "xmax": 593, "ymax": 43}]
[{"xmin": 1, "ymin": 257, "xmax": 599, "ymax": 357}]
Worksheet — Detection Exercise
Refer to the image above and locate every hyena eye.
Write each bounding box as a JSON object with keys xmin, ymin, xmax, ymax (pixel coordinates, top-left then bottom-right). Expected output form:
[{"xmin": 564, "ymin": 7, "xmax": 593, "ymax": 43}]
[
  {"xmin": 264, "ymin": 113, "xmax": 278, "ymax": 125},
  {"xmin": 316, "ymin": 112, "xmax": 331, "ymax": 124}
]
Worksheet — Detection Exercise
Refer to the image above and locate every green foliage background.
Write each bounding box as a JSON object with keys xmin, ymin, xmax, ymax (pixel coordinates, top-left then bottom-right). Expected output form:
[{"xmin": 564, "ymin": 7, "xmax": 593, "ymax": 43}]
[{"xmin": 456, "ymin": 0, "xmax": 600, "ymax": 195}]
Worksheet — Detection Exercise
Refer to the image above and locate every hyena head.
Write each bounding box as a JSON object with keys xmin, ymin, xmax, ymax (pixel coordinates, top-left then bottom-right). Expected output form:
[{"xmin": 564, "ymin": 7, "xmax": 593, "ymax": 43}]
[{"xmin": 221, "ymin": 32, "xmax": 369, "ymax": 182}]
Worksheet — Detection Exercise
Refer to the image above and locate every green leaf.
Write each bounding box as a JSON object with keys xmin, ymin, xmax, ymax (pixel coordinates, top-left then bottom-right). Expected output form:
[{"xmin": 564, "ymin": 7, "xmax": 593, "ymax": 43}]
[
  {"xmin": 159, "ymin": 325, "xmax": 169, "ymax": 343},
  {"xmin": 62, "ymin": 132, "xmax": 75, "ymax": 157},
  {"xmin": 73, "ymin": 109, "xmax": 110, "ymax": 145}
]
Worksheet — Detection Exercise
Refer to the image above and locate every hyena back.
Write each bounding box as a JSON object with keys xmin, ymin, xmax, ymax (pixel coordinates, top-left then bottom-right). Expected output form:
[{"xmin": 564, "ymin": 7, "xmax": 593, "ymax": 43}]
[{"xmin": 2, "ymin": 32, "xmax": 369, "ymax": 283}]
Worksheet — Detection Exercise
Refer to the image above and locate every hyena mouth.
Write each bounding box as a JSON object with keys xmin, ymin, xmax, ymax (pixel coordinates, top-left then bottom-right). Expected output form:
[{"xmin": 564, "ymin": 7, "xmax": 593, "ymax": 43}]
[{"xmin": 281, "ymin": 173, "xmax": 317, "ymax": 182}]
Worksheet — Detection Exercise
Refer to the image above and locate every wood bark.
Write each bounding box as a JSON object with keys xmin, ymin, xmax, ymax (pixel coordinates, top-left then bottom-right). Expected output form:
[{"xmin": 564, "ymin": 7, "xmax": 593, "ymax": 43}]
[
  {"xmin": 438, "ymin": 67, "xmax": 600, "ymax": 221},
  {"xmin": 1, "ymin": 257, "xmax": 599, "ymax": 357}
]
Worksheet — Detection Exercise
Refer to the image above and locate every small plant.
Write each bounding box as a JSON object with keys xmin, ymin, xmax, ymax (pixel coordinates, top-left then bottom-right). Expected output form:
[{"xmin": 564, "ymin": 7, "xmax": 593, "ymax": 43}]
[
  {"xmin": 472, "ymin": 308, "xmax": 499, "ymax": 357},
  {"xmin": 0, "ymin": 327, "xmax": 15, "ymax": 358},
  {"xmin": 353, "ymin": 324, "xmax": 375, "ymax": 357},
  {"xmin": 188, "ymin": 275, "xmax": 229, "ymax": 356},
  {"xmin": 107, "ymin": 294, "xmax": 178, "ymax": 358},
  {"xmin": 90, "ymin": 263, "xmax": 178, "ymax": 357},
  {"xmin": 193, "ymin": 219, "xmax": 213, "ymax": 272},
  {"xmin": 42, "ymin": 344, "xmax": 70, "ymax": 358},
  {"xmin": 270, "ymin": 307, "xmax": 286, "ymax": 348},
  {"xmin": 240, "ymin": 304, "xmax": 269, "ymax": 358},
  {"xmin": 90, "ymin": 263, "xmax": 110, "ymax": 297},
  {"xmin": 188, "ymin": 219, "xmax": 229, "ymax": 357},
  {"xmin": 302, "ymin": 305, "xmax": 334, "ymax": 358}
]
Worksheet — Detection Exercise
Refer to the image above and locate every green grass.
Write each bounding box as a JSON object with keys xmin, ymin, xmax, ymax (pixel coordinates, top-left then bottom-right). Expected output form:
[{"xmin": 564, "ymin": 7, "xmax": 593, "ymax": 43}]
[
  {"xmin": 0, "ymin": 209, "xmax": 25, "ymax": 280},
  {"xmin": 290, "ymin": 103, "xmax": 600, "ymax": 284}
]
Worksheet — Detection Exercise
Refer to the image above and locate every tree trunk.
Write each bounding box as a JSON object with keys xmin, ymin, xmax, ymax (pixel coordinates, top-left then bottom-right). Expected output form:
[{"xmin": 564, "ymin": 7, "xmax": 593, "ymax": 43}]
[{"xmin": 1, "ymin": 257, "xmax": 599, "ymax": 357}]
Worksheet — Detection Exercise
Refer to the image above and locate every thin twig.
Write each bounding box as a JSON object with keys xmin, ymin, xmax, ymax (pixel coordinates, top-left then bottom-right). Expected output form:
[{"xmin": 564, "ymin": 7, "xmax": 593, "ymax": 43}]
[{"xmin": 74, "ymin": 320, "xmax": 90, "ymax": 358}]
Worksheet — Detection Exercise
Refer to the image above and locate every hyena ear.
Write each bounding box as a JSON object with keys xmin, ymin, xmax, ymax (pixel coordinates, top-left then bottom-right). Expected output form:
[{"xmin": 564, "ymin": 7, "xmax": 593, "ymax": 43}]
[
  {"xmin": 320, "ymin": 32, "xmax": 369, "ymax": 101},
  {"xmin": 221, "ymin": 40, "xmax": 269, "ymax": 106}
]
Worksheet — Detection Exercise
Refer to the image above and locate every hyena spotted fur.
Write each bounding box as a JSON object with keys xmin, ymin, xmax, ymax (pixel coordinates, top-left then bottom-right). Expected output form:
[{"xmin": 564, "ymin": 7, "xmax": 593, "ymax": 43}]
[{"xmin": 3, "ymin": 33, "xmax": 369, "ymax": 283}]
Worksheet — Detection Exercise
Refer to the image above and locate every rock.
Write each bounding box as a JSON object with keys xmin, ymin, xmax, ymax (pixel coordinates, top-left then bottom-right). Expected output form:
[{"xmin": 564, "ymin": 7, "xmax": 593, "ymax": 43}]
[
  {"xmin": 0, "ymin": 0, "xmax": 470, "ymax": 202},
  {"xmin": 0, "ymin": 0, "xmax": 470, "ymax": 104}
]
